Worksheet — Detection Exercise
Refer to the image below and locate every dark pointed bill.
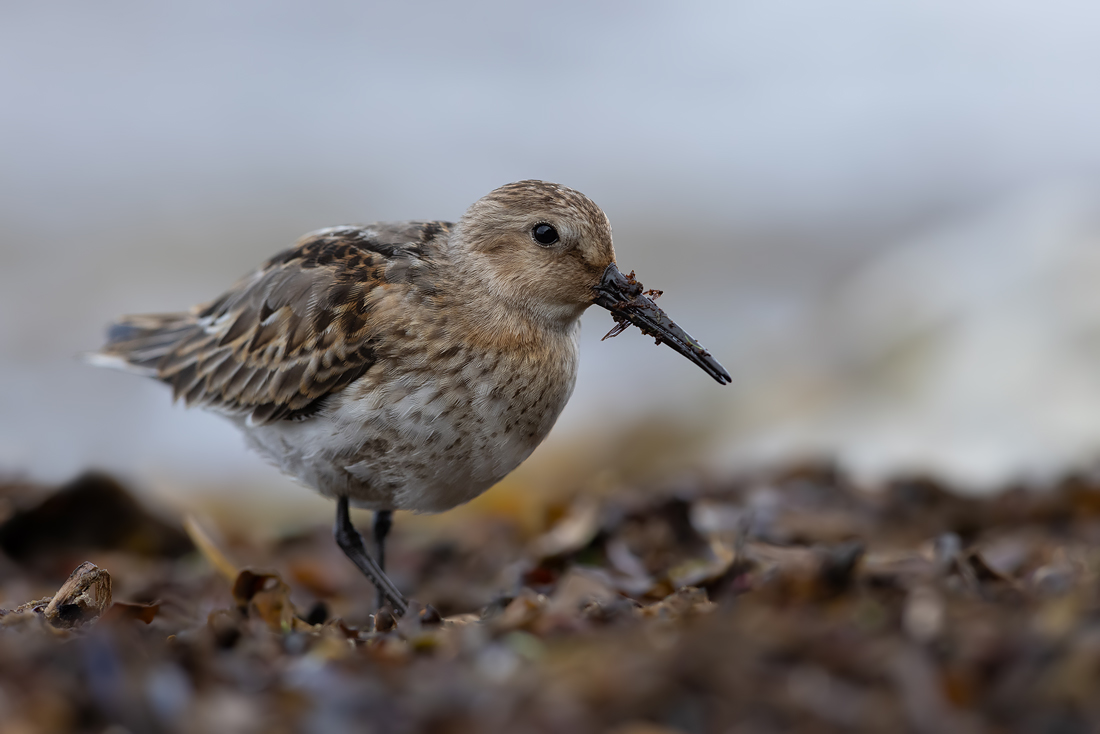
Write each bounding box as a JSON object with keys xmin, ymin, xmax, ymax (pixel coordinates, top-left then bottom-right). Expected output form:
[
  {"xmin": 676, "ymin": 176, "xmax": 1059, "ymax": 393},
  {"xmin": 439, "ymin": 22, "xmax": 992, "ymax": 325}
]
[{"xmin": 593, "ymin": 263, "xmax": 731, "ymax": 385}]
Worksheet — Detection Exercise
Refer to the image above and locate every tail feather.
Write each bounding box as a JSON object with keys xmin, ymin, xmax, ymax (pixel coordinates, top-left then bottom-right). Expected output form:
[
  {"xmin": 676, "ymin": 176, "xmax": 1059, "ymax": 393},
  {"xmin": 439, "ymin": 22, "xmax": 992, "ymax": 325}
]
[{"xmin": 91, "ymin": 313, "xmax": 199, "ymax": 376}]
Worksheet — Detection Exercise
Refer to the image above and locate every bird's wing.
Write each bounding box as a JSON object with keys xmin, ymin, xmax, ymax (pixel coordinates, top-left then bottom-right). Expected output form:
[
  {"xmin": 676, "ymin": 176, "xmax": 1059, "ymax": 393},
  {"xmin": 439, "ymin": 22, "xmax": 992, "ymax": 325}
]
[{"xmin": 98, "ymin": 222, "xmax": 451, "ymax": 424}]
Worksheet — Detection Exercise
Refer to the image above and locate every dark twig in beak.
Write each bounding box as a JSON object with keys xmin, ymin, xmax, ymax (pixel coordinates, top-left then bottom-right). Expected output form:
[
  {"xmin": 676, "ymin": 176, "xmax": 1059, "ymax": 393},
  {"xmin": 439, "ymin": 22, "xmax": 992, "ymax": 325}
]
[{"xmin": 593, "ymin": 263, "xmax": 731, "ymax": 385}]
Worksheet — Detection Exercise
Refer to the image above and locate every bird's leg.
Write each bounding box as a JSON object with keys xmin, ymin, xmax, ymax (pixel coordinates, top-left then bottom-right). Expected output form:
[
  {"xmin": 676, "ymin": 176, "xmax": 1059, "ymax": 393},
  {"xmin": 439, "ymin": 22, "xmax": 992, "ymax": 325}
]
[
  {"xmin": 333, "ymin": 497, "xmax": 409, "ymax": 616},
  {"xmin": 372, "ymin": 509, "xmax": 393, "ymax": 611}
]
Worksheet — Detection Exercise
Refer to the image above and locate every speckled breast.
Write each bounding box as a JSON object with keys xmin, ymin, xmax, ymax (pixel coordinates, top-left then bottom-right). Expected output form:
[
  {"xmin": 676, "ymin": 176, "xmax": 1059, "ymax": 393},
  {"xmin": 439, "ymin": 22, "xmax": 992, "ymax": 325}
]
[{"xmin": 240, "ymin": 325, "xmax": 581, "ymax": 513}]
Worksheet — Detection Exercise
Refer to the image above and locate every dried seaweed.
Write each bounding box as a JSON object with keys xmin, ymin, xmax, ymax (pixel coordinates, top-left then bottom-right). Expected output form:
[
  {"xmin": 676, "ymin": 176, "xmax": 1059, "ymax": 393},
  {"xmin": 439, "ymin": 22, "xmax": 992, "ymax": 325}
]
[{"xmin": 3, "ymin": 466, "xmax": 1100, "ymax": 732}]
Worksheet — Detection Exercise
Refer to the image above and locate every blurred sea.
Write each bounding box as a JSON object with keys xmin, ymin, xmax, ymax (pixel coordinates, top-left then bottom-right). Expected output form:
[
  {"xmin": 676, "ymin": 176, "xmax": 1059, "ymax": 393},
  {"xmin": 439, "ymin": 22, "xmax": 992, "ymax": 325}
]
[{"xmin": 5, "ymin": 2, "xmax": 1100, "ymax": 523}]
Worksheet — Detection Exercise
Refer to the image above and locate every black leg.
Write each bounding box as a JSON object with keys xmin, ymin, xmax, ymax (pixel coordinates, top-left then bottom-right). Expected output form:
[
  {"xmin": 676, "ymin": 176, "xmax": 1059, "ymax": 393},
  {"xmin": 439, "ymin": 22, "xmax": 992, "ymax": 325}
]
[
  {"xmin": 372, "ymin": 509, "xmax": 393, "ymax": 610},
  {"xmin": 333, "ymin": 497, "xmax": 409, "ymax": 616}
]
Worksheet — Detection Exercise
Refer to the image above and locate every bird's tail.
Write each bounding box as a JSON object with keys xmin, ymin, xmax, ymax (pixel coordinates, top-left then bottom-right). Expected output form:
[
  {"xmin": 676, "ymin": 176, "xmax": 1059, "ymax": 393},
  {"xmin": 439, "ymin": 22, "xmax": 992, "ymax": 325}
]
[{"xmin": 86, "ymin": 313, "xmax": 198, "ymax": 377}]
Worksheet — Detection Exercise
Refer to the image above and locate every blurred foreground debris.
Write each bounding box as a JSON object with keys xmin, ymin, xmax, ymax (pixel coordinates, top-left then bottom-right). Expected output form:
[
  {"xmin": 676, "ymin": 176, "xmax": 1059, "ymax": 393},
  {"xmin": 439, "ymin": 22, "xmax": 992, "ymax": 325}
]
[
  {"xmin": 0, "ymin": 472, "xmax": 192, "ymax": 566},
  {"xmin": 4, "ymin": 463, "xmax": 1100, "ymax": 731},
  {"xmin": 1, "ymin": 561, "xmax": 112, "ymax": 633}
]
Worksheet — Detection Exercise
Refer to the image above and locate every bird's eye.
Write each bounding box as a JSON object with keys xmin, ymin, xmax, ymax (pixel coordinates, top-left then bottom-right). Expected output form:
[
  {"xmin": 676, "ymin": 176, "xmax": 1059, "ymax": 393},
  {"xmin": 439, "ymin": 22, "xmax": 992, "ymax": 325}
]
[{"xmin": 531, "ymin": 223, "xmax": 559, "ymax": 246}]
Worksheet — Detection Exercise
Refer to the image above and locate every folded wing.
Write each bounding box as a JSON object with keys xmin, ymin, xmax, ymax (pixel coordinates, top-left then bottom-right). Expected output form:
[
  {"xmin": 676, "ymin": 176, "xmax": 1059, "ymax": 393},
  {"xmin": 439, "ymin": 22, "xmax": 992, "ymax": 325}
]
[{"xmin": 96, "ymin": 224, "xmax": 446, "ymax": 425}]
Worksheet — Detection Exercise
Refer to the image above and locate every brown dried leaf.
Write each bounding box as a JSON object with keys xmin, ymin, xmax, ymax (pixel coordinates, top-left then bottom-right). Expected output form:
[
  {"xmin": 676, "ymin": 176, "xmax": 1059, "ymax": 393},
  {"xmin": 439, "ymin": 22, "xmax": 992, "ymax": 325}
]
[
  {"xmin": 636, "ymin": 587, "xmax": 715, "ymax": 620},
  {"xmin": 530, "ymin": 498, "xmax": 601, "ymax": 559},
  {"xmin": 231, "ymin": 568, "xmax": 296, "ymax": 632},
  {"xmin": 493, "ymin": 588, "xmax": 547, "ymax": 632}
]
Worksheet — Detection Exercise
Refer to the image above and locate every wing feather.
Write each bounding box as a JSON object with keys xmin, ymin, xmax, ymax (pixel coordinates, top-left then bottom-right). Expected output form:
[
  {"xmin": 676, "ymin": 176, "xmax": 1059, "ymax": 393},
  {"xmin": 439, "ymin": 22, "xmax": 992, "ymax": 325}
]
[{"xmin": 96, "ymin": 223, "xmax": 448, "ymax": 424}]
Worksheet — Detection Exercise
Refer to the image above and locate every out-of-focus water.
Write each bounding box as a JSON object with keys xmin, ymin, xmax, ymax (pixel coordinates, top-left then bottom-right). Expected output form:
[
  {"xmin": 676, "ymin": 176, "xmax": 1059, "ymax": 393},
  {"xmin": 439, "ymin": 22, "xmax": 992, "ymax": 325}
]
[{"xmin": 4, "ymin": 2, "xmax": 1100, "ymax": 509}]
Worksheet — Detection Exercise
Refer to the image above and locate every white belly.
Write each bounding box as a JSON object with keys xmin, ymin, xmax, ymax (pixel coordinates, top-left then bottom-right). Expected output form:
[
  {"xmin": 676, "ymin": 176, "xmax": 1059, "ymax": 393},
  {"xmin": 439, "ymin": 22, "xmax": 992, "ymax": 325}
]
[{"xmin": 236, "ymin": 333, "xmax": 579, "ymax": 513}]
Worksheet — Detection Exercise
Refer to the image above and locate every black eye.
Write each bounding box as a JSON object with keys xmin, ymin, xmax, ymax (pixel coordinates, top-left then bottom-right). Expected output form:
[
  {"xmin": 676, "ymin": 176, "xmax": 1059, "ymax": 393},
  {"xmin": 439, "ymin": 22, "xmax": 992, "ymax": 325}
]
[{"xmin": 531, "ymin": 223, "xmax": 559, "ymax": 246}]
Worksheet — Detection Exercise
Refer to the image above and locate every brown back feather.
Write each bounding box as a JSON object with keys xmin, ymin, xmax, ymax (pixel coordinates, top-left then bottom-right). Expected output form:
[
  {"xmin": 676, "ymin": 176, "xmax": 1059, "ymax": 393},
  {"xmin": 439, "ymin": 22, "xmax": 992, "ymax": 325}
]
[{"xmin": 99, "ymin": 223, "xmax": 449, "ymax": 424}]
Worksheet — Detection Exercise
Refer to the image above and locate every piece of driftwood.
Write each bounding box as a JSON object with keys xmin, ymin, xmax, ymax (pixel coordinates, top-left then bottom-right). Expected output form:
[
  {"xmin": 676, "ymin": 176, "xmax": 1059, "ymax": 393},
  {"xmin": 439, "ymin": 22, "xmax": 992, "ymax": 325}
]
[{"xmin": 42, "ymin": 561, "xmax": 112, "ymax": 629}]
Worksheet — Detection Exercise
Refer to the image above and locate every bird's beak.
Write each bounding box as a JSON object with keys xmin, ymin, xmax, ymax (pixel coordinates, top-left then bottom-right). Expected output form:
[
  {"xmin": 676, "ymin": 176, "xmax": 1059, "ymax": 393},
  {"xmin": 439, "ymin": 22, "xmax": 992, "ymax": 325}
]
[{"xmin": 593, "ymin": 263, "xmax": 731, "ymax": 385}]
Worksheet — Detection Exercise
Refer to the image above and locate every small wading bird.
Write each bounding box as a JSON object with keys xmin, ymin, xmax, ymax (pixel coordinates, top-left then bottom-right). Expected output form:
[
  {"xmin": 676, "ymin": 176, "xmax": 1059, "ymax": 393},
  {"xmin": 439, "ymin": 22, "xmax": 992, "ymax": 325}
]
[{"xmin": 92, "ymin": 180, "xmax": 730, "ymax": 616}]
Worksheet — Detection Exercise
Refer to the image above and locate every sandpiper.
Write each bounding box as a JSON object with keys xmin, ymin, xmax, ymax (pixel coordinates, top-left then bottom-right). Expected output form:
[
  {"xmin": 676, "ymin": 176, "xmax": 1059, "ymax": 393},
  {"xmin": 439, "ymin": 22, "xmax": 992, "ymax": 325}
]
[{"xmin": 92, "ymin": 180, "xmax": 730, "ymax": 615}]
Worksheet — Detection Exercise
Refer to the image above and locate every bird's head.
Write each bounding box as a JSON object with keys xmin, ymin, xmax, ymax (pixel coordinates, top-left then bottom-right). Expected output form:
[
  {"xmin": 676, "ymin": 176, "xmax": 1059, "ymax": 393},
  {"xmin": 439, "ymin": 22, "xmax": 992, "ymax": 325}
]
[{"xmin": 456, "ymin": 180, "xmax": 729, "ymax": 384}]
